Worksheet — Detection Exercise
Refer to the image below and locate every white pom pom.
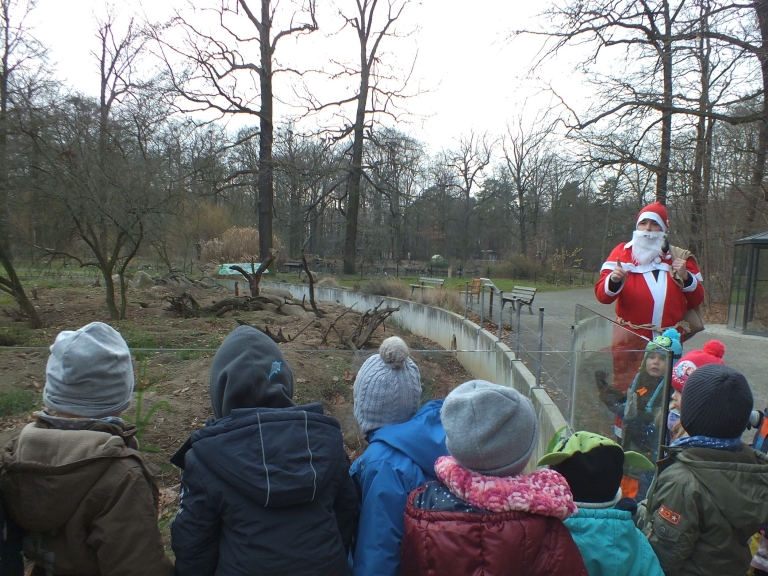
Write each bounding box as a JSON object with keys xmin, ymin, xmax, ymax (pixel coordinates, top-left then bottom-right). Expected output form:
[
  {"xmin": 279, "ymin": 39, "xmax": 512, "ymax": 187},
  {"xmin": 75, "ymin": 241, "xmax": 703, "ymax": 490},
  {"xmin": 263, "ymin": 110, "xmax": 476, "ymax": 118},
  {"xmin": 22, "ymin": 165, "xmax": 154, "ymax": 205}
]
[{"xmin": 379, "ymin": 336, "xmax": 410, "ymax": 367}]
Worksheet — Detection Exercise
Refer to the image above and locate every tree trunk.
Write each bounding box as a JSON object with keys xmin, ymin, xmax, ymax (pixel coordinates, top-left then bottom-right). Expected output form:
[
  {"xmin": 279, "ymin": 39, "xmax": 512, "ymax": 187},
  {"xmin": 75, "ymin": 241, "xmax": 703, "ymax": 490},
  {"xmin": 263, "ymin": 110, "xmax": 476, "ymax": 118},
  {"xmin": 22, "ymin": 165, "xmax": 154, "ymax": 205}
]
[
  {"xmin": 103, "ymin": 268, "xmax": 120, "ymax": 321},
  {"xmin": 0, "ymin": 242, "xmax": 43, "ymax": 328},
  {"xmin": 343, "ymin": 65, "xmax": 369, "ymax": 275},
  {"xmin": 691, "ymin": 13, "xmax": 711, "ymax": 256},
  {"xmin": 656, "ymin": 1, "xmax": 673, "ymax": 205},
  {"xmin": 258, "ymin": 0, "xmax": 274, "ymax": 261},
  {"xmin": 746, "ymin": 0, "xmax": 768, "ymax": 235}
]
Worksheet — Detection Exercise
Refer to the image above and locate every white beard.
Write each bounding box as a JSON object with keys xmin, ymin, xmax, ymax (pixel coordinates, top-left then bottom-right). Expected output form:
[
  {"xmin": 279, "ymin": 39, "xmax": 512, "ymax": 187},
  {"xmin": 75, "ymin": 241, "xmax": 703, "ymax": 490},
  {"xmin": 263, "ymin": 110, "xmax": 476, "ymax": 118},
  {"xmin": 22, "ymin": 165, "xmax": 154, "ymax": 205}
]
[{"xmin": 631, "ymin": 230, "xmax": 666, "ymax": 265}]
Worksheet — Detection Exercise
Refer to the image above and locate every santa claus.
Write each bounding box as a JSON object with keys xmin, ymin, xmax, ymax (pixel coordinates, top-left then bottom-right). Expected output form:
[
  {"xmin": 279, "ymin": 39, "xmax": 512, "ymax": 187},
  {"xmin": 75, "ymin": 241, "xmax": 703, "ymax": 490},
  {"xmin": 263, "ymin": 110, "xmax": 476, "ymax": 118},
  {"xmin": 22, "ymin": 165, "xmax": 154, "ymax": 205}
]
[{"xmin": 595, "ymin": 202, "xmax": 705, "ymax": 394}]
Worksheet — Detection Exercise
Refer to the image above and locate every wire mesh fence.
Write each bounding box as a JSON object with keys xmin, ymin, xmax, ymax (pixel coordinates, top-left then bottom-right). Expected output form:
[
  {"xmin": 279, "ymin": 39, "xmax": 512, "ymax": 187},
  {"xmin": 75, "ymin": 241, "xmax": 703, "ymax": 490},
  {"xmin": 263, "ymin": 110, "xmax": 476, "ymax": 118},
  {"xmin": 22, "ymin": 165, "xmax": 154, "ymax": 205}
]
[{"xmin": 464, "ymin": 285, "xmax": 576, "ymax": 416}]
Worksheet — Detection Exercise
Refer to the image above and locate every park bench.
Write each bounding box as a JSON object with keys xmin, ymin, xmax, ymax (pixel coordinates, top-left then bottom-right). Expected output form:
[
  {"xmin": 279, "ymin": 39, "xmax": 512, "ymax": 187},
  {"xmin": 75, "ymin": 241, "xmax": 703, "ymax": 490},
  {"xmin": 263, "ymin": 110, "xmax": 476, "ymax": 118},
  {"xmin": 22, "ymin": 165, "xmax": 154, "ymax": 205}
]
[
  {"xmin": 458, "ymin": 278, "xmax": 482, "ymax": 303},
  {"xmin": 502, "ymin": 286, "xmax": 538, "ymax": 315},
  {"xmin": 282, "ymin": 261, "xmax": 304, "ymax": 273},
  {"xmin": 410, "ymin": 277, "xmax": 445, "ymax": 294}
]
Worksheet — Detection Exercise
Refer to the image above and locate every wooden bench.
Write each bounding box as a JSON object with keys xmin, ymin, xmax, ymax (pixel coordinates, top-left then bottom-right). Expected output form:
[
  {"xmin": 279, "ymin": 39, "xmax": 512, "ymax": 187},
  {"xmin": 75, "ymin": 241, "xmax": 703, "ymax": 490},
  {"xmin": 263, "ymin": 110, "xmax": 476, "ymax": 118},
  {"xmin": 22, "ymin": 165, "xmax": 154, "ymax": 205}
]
[
  {"xmin": 502, "ymin": 286, "xmax": 537, "ymax": 315},
  {"xmin": 410, "ymin": 277, "xmax": 445, "ymax": 294},
  {"xmin": 282, "ymin": 261, "xmax": 304, "ymax": 273},
  {"xmin": 458, "ymin": 278, "xmax": 482, "ymax": 303}
]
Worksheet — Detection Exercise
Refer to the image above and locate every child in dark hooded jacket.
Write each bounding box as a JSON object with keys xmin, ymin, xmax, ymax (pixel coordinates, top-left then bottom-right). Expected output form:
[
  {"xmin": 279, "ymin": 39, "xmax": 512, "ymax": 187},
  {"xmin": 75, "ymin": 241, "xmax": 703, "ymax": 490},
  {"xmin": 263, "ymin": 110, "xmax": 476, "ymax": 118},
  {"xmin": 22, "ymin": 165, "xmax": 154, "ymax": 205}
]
[{"xmin": 170, "ymin": 325, "xmax": 359, "ymax": 576}]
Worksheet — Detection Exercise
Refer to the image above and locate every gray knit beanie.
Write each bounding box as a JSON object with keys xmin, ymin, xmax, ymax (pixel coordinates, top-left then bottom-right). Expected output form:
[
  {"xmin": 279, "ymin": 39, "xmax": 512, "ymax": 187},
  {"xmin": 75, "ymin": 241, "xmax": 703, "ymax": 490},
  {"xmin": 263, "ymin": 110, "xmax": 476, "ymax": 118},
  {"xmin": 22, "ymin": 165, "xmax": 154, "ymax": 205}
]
[
  {"xmin": 353, "ymin": 336, "xmax": 421, "ymax": 434},
  {"xmin": 44, "ymin": 322, "xmax": 134, "ymax": 418},
  {"xmin": 681, "ymin": 364, "xmax": 753, "ymax": 438},
  {"xmin": 442, "ymin": 380, "xmax": 538, "ymax": 477}
]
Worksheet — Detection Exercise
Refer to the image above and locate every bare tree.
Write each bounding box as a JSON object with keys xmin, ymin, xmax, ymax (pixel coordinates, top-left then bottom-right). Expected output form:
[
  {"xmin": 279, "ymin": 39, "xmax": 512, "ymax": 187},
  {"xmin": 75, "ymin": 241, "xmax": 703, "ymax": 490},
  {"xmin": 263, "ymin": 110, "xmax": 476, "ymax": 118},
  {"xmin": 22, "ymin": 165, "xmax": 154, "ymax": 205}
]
[
  {"xmin": 502, "ymin": 117, "xmax": 556, "ymax": 257},
  {"xmin": 31, "ymin": 14, "xmax": 173, "ymax": 320},
  {"xmin": 519, "ymin": 0, "xmax": 760, "ymax": 205},
  {"xmin": 153, "ymin": 0, "xmax": 317, "ymax": 261},
  {"xmin": 0, "ymin": 0, "xmax": 45, "ymax": 327},
  {"xmin": 443, "ymin": 132, "xmax": 494, "ymax": 263},
  {"xmin": 299, "ymin": 0, "xmax": 412, "ymax": 274}
]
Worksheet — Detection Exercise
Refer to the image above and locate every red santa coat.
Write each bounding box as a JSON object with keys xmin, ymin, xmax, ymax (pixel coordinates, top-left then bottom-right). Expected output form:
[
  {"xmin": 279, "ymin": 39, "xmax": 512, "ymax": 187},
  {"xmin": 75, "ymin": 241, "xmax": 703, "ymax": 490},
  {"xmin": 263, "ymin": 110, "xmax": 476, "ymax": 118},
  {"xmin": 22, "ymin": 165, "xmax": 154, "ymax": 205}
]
[{"xmin": 594, "ymin": 241, "xmax": 704, "ymax": 393}]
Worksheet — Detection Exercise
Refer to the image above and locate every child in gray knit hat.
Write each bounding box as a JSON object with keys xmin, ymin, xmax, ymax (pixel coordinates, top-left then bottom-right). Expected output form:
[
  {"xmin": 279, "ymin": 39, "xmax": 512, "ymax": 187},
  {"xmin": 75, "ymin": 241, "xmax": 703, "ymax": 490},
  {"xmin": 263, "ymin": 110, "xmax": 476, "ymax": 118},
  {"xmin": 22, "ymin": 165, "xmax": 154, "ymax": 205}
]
[
  {"xmin": 0, "ymin": 322, "xmax": 173, "ymax": 576},
  {"xmin": 400, "ymin": 380, "xmax": 587, "ymax": 576},
  {"xmin": 350, "ymin": 336, "xmax": 448, "ymax": 576}
]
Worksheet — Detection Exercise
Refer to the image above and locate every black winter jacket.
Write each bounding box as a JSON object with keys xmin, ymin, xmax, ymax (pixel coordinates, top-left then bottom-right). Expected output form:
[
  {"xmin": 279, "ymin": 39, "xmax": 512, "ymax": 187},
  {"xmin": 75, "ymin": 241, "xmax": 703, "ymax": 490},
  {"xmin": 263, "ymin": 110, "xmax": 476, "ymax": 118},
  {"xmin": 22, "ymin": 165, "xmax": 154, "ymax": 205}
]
[{"xmin": 170, "ymin": 403, "xmax": 359, "ymax": 576}]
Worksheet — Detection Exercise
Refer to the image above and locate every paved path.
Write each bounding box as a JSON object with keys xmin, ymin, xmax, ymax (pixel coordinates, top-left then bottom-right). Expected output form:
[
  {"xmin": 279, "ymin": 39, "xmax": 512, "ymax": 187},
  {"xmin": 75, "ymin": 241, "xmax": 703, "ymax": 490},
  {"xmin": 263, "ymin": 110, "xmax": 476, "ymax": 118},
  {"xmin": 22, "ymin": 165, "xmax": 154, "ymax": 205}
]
[{"xmin": 527, "ymin": 288, "xmax": 768, "ymax": 411}]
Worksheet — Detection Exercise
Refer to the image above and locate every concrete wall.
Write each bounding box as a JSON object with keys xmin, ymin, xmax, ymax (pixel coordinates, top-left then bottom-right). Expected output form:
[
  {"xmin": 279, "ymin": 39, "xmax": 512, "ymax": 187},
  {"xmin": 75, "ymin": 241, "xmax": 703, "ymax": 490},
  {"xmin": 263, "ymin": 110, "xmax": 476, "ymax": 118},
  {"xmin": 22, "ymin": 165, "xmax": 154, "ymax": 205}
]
[{"xmin": 265, "ymin": 282, "xmax": 568, "ymax": 467}]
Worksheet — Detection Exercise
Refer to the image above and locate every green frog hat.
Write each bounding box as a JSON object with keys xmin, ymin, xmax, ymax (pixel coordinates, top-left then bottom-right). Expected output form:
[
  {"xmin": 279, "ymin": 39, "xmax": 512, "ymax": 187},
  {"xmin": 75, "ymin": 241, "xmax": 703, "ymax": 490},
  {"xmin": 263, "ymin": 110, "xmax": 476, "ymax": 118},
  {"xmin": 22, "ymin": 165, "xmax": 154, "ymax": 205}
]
[{"xmin": 538, "ymin": 431, "xmax": 654, "ymax": 504}]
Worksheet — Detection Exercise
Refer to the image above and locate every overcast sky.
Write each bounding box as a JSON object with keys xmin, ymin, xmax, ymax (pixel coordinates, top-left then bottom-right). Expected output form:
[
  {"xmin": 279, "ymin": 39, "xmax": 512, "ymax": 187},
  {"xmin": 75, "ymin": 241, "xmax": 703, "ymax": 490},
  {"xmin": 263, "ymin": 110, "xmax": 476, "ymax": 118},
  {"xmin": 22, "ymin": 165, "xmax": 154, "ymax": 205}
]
[{"xmin": 30, "ymin": 0, "xmax": 588, "ymax": 152}]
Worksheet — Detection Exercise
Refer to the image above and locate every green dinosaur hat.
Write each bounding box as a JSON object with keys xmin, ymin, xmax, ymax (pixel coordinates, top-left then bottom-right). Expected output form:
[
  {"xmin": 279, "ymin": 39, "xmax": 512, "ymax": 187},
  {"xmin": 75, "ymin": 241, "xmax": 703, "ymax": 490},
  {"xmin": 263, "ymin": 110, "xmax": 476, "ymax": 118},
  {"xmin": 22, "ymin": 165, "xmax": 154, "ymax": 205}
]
[{"xmin": 538, "ymin": 431, "xmax": 654, "ymax": 503}]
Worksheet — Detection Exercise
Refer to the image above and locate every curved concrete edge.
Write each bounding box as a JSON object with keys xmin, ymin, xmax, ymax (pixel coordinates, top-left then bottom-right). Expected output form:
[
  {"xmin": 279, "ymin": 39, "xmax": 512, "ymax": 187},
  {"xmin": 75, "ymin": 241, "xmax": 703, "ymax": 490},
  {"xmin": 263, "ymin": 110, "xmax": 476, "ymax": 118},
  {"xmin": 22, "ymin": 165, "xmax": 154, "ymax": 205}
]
[{"xmin": 265, "ymin": 282, "xmax": 568, "ymax": 468}]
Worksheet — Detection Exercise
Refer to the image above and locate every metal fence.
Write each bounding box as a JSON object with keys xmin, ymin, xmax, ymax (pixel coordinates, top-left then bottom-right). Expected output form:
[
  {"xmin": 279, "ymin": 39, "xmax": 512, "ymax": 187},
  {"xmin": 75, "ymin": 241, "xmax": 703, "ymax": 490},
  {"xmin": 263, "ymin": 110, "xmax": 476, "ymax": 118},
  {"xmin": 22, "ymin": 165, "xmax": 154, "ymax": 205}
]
[{"xmin": 465, "ymin": 285, "xmax": 576, "ymax": 416}]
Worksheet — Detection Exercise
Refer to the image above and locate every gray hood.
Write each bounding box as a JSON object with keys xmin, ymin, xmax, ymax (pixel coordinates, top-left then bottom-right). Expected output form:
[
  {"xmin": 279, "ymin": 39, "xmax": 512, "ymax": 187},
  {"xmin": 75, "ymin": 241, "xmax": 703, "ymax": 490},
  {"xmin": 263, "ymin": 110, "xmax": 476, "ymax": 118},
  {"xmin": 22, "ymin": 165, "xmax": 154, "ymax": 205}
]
[{"xmin": 209, "ymin": 325, "xmax": 295, "ymax": 419}]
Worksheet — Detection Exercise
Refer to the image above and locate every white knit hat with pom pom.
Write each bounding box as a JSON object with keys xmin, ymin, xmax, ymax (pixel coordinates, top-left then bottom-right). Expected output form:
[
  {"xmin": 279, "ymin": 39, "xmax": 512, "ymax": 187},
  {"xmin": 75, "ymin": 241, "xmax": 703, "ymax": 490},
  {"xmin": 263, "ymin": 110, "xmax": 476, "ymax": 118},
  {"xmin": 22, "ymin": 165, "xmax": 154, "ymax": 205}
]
[{"xmin": 353, "ymin": 336, "xmax": 422, "ymax": 434}]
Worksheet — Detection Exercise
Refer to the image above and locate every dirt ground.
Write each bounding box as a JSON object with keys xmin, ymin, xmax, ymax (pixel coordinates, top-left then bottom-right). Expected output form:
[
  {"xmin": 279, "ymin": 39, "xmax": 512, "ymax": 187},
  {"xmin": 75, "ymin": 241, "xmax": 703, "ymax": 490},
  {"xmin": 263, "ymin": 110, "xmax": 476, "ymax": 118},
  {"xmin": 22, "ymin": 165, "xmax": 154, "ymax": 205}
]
[{"xmin": 0, "ymin": 282, "xmax": 472, "ymax": 550}]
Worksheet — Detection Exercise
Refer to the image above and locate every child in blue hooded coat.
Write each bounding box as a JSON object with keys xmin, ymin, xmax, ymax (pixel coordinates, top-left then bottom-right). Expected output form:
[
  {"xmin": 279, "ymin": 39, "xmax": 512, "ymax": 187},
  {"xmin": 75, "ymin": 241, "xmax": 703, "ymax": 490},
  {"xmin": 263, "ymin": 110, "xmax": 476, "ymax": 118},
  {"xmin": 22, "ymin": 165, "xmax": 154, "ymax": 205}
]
[{"xmin": 350, "ymin": 337, "xmax": 448, "ymax": 576}]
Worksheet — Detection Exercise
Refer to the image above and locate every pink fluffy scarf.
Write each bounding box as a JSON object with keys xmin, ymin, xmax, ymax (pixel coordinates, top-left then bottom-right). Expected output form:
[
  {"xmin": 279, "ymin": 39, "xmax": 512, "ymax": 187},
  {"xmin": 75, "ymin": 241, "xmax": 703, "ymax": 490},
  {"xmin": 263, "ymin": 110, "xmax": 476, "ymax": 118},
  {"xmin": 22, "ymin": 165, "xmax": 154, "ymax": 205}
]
[{"xmin": 434, "ymin": 456, "xmax": 577, "ymax": 520}]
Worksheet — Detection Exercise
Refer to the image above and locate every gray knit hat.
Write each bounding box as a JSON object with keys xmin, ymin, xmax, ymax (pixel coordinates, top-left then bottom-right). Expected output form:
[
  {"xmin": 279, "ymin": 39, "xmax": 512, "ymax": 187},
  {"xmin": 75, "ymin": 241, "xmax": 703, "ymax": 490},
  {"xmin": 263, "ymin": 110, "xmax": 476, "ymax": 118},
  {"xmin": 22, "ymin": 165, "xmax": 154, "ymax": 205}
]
[
  {"xmin": 44, "ymin": 322, "xmax": 134, "ymax": 418},
  {"xmin": 681, "ymin": 364, "xmax": 753, "ymax": 438},
  {"xmin": 353, "ymin": 336, "xmax": 421, "ymax": 434},
  {"xmin": 442, "ymin": 380, "xmax": 538, "ymax": 477}
]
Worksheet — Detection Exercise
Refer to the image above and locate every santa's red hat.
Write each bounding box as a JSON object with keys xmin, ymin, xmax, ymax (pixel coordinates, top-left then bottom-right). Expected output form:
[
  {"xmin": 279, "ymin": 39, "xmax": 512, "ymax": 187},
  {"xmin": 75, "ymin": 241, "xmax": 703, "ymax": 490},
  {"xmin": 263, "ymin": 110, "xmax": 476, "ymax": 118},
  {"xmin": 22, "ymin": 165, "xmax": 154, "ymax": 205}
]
[
  {"xmin": 637, "ymin": 202, "xmax": 669, "ymax": 232},
  {"xmin": 671, "ymin": 340, "xmax": 726, "ymax": 392}
]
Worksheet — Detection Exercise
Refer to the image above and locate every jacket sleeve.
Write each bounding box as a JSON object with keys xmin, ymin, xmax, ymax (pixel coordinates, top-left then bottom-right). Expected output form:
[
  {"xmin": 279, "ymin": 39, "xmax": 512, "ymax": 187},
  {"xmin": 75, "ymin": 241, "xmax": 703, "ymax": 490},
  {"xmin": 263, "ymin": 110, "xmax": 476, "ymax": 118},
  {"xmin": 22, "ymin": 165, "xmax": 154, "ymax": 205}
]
[
  {"xmin": 683, "ymin": 256, "xmax": 705, "ymax": 308},
  {"xmin": 87, "ymin": 460, "xmax": 174, "ymax": 576},
  {"xmin": 170, "ymin": 453, "xmax": 221, "ymax": 576},
  {"xmin": 643, "ymin": 470, "xmax": 700, "ymax": 576},
  {"xmin": 334, "ymin": 461, "xmax": 360, "ymax": 554},
  {"xmin": 595, "ymin": 245, "xmax": 624, "ymax": 305},
  {"xmin": 351, "ymin": 460, "xmax": 420, "ymax": 576}
]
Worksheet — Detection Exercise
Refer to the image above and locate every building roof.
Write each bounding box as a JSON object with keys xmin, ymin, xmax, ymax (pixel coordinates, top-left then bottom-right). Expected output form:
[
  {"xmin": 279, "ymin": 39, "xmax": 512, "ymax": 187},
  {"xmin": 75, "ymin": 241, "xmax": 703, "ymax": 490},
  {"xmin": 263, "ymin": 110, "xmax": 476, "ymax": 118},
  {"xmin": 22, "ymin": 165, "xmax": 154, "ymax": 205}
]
[{"xmin": 734, "ymin": 231, "xmax": 768, "ymax": 245}]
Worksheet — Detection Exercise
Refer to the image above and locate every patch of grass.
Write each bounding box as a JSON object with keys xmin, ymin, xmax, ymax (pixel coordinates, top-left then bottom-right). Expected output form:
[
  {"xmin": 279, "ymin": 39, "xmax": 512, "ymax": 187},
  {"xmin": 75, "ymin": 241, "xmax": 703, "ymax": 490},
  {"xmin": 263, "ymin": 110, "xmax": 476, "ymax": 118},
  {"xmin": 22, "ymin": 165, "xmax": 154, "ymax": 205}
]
[
  {"xmin": 0, "ymin": 389, "xmax": 41, "ymax": 417},
  {"xmin": 118, "ymin": 325, "xmax": 160, "ymax": 350},
  {"xmin": 0, "ymin": 325, "xmax": 41, "ymax": 346},
  {"xmin": 124, "ymin": 360, "xmax": 172, "ymax": 452},
  {"xmin": 175, "ymin": 349, "xmax": 206, "ymax": 361}
]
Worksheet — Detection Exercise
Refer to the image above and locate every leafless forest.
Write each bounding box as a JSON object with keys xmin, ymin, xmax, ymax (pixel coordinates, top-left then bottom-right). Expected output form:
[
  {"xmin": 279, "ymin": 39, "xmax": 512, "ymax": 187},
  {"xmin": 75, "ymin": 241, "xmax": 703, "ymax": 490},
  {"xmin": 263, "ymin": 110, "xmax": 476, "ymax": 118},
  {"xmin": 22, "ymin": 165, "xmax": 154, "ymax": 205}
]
[{"xmin": 1, "ymin": 0, "xmax": 767, "ymax": 326}]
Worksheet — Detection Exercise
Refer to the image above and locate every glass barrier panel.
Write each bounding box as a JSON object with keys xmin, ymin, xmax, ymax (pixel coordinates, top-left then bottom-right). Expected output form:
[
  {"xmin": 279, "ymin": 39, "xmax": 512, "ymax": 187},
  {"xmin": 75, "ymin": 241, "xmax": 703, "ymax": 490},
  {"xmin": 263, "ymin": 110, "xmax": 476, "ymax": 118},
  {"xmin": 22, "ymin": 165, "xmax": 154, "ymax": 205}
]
[{"xmin": 571, "ymin": 304, "xmax": 673, "ymax": 501}]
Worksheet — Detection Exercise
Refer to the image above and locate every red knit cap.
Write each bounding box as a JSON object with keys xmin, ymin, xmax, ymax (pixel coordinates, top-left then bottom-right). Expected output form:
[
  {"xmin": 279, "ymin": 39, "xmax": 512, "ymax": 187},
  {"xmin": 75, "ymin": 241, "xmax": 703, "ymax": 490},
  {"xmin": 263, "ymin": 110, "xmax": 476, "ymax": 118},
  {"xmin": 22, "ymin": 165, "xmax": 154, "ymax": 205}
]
[
  {"xmin": 671, "ymin": 340, "xmax": 726, "ymax": 392},
  {"xmin": 637, "ymin": 202, "xmax": 669, "ymax": 232}
]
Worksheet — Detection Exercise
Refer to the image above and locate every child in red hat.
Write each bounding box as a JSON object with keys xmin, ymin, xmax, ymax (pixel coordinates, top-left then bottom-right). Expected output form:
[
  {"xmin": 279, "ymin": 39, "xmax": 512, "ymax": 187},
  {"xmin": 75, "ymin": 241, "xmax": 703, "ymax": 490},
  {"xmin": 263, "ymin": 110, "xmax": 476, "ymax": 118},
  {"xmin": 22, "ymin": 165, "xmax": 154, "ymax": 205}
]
[{"xmin": 667, "ymin": 340, "xmax": 726, "ymax": 443}]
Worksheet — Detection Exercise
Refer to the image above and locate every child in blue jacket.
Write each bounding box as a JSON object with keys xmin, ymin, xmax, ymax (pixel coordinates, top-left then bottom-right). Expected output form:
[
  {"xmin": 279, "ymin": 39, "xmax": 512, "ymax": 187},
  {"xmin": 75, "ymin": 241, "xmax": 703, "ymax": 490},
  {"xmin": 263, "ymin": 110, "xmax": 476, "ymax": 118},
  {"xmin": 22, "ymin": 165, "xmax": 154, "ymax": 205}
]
[{"xmin": 350, "ymin": 337, "xmax": 448, "ymax": 576}]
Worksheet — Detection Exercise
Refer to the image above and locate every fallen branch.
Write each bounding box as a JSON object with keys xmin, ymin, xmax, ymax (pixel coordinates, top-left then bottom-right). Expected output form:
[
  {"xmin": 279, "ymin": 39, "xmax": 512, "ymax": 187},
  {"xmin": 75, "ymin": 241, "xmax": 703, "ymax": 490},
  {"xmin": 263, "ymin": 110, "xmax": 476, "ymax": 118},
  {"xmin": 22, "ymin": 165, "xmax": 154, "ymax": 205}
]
[
  {"xmin": 235, "ymin": 318, "xmax": 316, "ymax": 344},
  {"xmin": 346, "ymin": 300, "xmax": 400, "ymax": 350},
  {"xmin": 321, "ymin": 304, "xmax": 357, "ymax": 345},
  {"xmin": 164, "ymin": 292, "xmax": 200, "ymax": 318}
]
